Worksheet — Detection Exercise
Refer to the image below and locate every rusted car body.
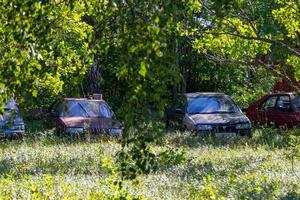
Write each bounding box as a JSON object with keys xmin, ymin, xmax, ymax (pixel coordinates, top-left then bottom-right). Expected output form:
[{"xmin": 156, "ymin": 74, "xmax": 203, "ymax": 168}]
[
  {"xmin": 245, "ymin": 93, "xmax": 300, "ymax": 127},
  {"xmin": 0, "ymin": 97, "xmax": 25, "ymax": 138},
  {"xmin": 166, "ymin": 93, "xmax": 252, "ymax": 137},
  {"xmin": 48, "ymin": 97, "xmax": 122, "ymax": 137}
]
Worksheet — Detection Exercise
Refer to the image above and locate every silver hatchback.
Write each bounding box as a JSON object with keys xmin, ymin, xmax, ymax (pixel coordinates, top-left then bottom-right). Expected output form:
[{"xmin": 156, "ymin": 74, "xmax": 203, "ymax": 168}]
[{"xmin": 0, "ymin": 97, "xmax": 25, "ymax": 139}]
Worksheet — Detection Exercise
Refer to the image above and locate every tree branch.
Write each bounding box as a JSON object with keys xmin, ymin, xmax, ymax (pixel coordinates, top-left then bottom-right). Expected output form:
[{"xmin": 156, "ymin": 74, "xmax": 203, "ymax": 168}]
[{"xmin": 207, "ymin": 31, "xmax": 300, "ymax": 57}]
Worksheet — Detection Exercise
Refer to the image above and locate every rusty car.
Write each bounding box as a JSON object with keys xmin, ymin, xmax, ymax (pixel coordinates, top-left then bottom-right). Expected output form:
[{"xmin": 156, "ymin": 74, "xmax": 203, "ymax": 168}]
[
  {"xmin": 166, "ymin": 93, "xmax": 252, "ymax": 137},
  {"xmin": 48, "ymin": 95, "xmax": 122, "ymax": 137}
]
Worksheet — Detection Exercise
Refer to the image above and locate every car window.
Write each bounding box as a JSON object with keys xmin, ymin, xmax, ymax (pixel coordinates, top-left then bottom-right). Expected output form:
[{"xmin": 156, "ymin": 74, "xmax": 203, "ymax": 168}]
[
  {"xmin": 62, "ymin": 101, "xmax": 88, "ymax": 117},
  {"xmin": 80, "ymin": 101, "xmax": 113, "ymax": 118},
  {"xmin": 52, "ymin": 102, "xmax": 63, "ymax": 115},
  {"xmin": 4, "ymin": 97, "xmax": 19, "ymax": 110},
  {"xmin": 262, "ymin": 96, "xmax": 277, "ymax": 110},
  {"xmin": 60, "ymin": 100, "xmax": 113, "ymax": 118},
  {"xmin": 2, "ymin": 108, "xmax": 17, "ymax": 120},
  {"xmin": 276, "ymin": 95, "xmax": 291, "ymax": 110},
  {"xmin": 292, "ymin": 96, "xmax": 300, "ymax": 110},
  {"xmin": 99, "ymin": 104, "xmax": 113, "ymax": 118},
  {"xmin": 187, "ymin": 96, "xmax": 239, "ymax": 114}
]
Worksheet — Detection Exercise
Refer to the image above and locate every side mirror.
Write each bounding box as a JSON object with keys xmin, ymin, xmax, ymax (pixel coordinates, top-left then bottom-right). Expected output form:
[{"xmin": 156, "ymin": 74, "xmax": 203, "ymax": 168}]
[{"xmin": 175, "ymin": 108, "xmax": 184, "ymax": 114}]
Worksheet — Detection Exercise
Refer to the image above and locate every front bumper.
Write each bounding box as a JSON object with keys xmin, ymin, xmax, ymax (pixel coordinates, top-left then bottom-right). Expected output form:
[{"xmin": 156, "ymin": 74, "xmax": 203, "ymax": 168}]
[
  {"xmin": 0, "ymin": 130, "xmax": 25, "ymax": 138},
  {"xmin": 65, "ymin": 127, "xmax": 122, "ymax": 137},
  {"xmin": 196, "ymin": 124, "xmax": 252, "ymax": 136}
]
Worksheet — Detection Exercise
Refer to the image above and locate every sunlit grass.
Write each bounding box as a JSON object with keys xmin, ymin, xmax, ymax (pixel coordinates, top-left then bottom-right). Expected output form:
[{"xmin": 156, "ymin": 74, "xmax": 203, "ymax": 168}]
[{"xmin": 0, "ymin": 121, "xmax": 299, "ymax": 199}]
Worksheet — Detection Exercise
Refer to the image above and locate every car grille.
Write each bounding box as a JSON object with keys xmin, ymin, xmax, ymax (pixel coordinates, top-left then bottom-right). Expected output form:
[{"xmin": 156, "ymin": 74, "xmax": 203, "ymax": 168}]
[
  {"xmin": 0, "ymin": 125, "xmax": 10, "ymax": 130},
  {"xmin": 213, "ymin": 124, "xmax": 237, "ymax": 133},
  {"xmin": 87, "ymin": 127, "xmax": 108, "ymax": 134},
  {"xmin": 197, "ymin": 124, "xmax": 238, "ymax": 133}
]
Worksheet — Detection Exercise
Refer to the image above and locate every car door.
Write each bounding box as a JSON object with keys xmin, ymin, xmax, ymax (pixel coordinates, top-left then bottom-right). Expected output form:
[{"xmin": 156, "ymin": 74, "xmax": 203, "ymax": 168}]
[
  {"xmin": 258, "ymin": 95, "xmax": 278, "ymax": 126},
  {"xmin": 48, "ymin": 101, "xmax": 64, "ymax": 130},
  {"xmin": 273, "ymin": 95, "xmax": 296, "ymax": 127}
]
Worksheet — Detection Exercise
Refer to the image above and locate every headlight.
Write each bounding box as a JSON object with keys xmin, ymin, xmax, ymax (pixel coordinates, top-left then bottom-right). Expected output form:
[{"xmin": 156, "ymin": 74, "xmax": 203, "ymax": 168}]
[
  {"xmin": 197, "ymin": 124, "xmax": 213, "ymax": 131},
  {"xmin": 65, "ymin": 127, "xmax": 84, "ymax": 134},
  {"xmin": 108, "ymin": 128, "xmax": 122, "ymax": 136},
  {"xmin": 236, "ymin": 123, "xmax": 251, "ymax": 129},
  {"xmin": 11, "ymin": 124, "xmax": 25, "ymax": 130}
]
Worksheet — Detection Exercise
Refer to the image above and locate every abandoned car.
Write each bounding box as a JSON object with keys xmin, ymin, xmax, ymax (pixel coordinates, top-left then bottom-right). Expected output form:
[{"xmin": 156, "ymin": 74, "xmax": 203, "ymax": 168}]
[
  {"xmin": 48, "ymin": 96, "xmax": 122, "ymax": 137},
  {"xmin": 245, "ymin": 92, "xmax": 300, "ymax": 128},
  {"xmin": 166, "ymin": 93, "xmax": 252, "ymax": 137},
  {"xmin": 0, "ymin": 97, "xmax": 25, "ymax": 138}
]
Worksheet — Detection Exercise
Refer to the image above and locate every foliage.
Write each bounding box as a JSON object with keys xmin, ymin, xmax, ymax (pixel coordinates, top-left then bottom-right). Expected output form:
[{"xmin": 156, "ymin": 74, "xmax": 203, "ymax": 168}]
[
  {"xmin": 117, "ymin": 122, "xmax": 165, "ymax": 180},
  {"xmin": 1, "ymin": 0, "xmax": 291, "ymax": 113},
  {"xmin": 0, "ymin": 1, "xmax": 93, "ymax": 109},
  {"xmin": 192, "ymin": 0, "xmax": 300, "ymax": 90},
  {"xmin": 158, "ymin": 146, "xmax": 187, "ymax": 165},
  {"xmin": 1, "ymin": 1, "xmax": 300, "ymax": 198},
  {"xmin": 287, "ymin": 135, "xmax": 300, "ymax": 160},
  {"xmin": 85, "ymin": 0, "xmax": 196, "ymax": 121}
]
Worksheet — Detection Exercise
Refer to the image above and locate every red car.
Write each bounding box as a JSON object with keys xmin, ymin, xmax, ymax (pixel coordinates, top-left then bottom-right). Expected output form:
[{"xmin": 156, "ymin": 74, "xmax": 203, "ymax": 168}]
[
  {"xmin": 245, "ymin": 93, "xmax": 300, "ymax": 127},
  {"xmin": 48, "ymin": 97, "xmax": 122, "ymax": 137}
]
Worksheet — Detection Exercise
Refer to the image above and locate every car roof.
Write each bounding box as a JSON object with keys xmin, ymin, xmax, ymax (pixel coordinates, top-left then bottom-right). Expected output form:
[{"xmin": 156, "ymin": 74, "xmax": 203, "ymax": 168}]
[
  {"xmin": 63, "ymin": 98, "xmax": 107, "ymax": 103},
  {"xmin": 184, "ymin": 92, "xmax": 226, "ymax": 98}
]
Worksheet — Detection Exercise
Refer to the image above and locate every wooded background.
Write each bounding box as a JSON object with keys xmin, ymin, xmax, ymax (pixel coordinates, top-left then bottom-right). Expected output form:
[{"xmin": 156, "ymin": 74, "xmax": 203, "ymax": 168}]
[{"xmin": 1, "ymin": 0, "xmax": 299, "ymax": 122}]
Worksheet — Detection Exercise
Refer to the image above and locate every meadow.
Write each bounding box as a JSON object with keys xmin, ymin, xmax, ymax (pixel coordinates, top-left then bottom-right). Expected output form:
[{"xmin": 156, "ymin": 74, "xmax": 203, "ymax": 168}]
[{"xmin": 0, "ymin": 121, "xmax": 299, "ymax": 199}]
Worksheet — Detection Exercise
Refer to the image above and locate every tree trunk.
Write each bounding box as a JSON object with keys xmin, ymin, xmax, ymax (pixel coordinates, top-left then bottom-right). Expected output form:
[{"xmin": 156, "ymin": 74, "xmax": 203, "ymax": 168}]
[{"xmin": 88, "ymin": 60, "xmax": 102, "ymax": 94}]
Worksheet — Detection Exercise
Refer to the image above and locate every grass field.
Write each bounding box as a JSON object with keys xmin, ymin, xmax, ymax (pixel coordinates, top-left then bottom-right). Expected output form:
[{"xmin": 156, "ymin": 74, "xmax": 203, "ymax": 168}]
[{"xmin": 0, "ymin": 120, "xmax": 299, "ymax": 199}]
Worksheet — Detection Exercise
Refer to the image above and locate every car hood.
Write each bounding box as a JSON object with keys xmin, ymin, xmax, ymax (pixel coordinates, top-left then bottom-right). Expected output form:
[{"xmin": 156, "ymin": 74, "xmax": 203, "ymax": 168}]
[
  {"xmin": 188, "ymin": 112, "xmax": 250, "ymax": 125},
  {"xmin": 60, "ymin": 117, "xmax": 112, "ymax": 129}
]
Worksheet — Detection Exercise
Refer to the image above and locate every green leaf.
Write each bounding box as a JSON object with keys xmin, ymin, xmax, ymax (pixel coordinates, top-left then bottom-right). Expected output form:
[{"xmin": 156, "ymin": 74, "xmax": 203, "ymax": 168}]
[{"xmin": 139, "ymin": 61, "xmax": 147, "ymax": 77}]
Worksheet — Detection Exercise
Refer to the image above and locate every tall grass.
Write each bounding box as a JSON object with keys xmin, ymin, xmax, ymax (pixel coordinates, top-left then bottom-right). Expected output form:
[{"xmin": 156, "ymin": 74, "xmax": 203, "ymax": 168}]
[{"xmin": 0, "ymin": 121, "xmax": 299, "ymax": 199}]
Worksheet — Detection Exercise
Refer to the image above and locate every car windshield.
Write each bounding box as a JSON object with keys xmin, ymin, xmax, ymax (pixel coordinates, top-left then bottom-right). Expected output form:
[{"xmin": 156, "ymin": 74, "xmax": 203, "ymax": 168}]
[
  {"xmin": 2, "ymin": 108, "xmax": 16, "ymax": 118},
  {"xmin": 187, "ymin": 96, "xmax": 239, "ymax": 114},
  {"xmin": 61, "ymin": 100, "xmax": 113, "ymax": 118}
]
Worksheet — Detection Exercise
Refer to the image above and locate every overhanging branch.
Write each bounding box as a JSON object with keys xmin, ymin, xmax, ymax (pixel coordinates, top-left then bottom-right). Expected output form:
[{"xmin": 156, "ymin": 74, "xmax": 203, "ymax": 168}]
[{"xmin": 206, "ymin": 31, "xmax": 300, "ymax": 57}]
